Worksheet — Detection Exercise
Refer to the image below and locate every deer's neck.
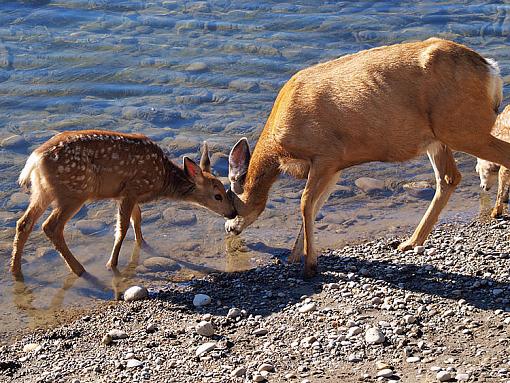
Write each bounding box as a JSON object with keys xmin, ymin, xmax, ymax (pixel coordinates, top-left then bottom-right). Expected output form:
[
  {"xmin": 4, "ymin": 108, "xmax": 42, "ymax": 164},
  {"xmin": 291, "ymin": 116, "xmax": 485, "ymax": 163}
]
[
  {"xmin": 240, "ymin": 141, "xmax": 281, "ymax": 215},
  {"xmin": 161, "ymin": 159, "xmax": 195, "ymax": 199}
]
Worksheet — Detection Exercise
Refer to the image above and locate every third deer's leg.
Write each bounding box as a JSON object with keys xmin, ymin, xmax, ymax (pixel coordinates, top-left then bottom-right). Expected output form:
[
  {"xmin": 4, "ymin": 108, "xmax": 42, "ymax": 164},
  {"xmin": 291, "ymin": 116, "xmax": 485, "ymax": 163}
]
[
  {"xmin": 492, "ymin": 167, "xmax": 510, "ymax": 218},
  {"xmin": 399, "ymin": 144, "xmax": 461, "ymax": 251},
  {"xmin": 289, "ymin": 171, "xmax": 341, "ymax": 264},
  {"xmin": 11, "ymin": 197, "xmax": 51, "ymax": 277},
  {"xmin": 42, "ymin": 199, "xmax": 86, "ymax": 276},
  {"xmin": 106, "ymin": 198, "xmax": 136, "ymax": 269},
  {"xmin": 130, "ymin": 204, "xmax": 144, "ymax": 245},
  {"xmin": 300, "ymin": 164, "xmax": 338, "ymax": 278}
]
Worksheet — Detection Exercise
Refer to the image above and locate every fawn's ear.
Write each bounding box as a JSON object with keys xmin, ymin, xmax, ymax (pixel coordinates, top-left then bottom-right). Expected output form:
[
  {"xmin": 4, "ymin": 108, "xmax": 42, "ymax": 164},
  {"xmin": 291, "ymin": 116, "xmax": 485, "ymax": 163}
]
[
  {"xmin": 183, "ymin": 157, "xmax": 204, "ymax": 181},
  {"xmin": 200, "ymin": 141, "xmax": 211, "ymax": 173},
  {"xmin": 228, "ymin": 137, "xmax": 251, "ymax": 194}
]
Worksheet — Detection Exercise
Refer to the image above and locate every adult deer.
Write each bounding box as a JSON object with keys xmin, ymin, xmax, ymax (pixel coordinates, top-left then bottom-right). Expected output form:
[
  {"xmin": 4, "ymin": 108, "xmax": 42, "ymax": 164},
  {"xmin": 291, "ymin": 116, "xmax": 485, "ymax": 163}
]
[
  {"xmin": 11, "ymin": 130, "xmax": 235, "ymax": 277},
  {"xmin": 225, "ymin": 38, "xmax": 507, "ymax": 278}
]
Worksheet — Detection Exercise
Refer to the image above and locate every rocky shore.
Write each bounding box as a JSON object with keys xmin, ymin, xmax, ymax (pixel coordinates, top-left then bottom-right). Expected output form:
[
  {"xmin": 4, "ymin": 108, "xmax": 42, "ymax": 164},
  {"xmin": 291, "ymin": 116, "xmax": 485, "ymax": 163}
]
[{"xmin": 1, "ymin": 220, "xmax": 510, "ymax": 383}]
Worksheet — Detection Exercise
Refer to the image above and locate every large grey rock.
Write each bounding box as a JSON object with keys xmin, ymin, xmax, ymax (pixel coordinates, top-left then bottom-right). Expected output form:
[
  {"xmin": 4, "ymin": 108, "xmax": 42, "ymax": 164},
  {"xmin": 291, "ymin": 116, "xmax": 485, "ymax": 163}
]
[
  {"xmin": 355, "ymin": 177, "xmax": 386, "ymax": 193},
  {"xmin": 193, "ymin": 294, "xmax": 211, "ymax": 307},
  {"xmin": 124, "ymin": 286, "xmax": 148, "ymax": 302},
  {"xmin": 365, "ymin": 327, "xmax": 385, "ymax": 344},
  {"xmin": 1, "ymin": 135, "xmax": 28, "ymax": 149}
]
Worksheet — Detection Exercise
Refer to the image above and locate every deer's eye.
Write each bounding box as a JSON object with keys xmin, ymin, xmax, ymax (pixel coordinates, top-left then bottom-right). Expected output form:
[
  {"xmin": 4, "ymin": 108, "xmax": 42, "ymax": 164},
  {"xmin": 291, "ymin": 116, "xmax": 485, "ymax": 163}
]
[{"xmin": 214, "ymin": 194, "xmax": 223, "ymax": 201}]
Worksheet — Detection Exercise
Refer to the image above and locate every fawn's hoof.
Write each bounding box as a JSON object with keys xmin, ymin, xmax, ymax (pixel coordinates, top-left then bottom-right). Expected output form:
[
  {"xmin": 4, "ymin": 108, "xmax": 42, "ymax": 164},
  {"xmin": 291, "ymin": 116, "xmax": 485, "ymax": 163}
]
[
  {"xmin": 397, "ymin": 240, "xmax": 416, "ymax": 252},
  {"xmin": 491, "ymin": 208, "xmax": 502, "ymax": 218}
]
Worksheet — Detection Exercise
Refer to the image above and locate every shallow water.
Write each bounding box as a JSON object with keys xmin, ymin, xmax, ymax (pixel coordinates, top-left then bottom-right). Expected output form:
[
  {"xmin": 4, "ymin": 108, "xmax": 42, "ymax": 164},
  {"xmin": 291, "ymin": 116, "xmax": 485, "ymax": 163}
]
[{"xmin": 0, "ymin": 0, "xmax": 509, "ymax": 342}]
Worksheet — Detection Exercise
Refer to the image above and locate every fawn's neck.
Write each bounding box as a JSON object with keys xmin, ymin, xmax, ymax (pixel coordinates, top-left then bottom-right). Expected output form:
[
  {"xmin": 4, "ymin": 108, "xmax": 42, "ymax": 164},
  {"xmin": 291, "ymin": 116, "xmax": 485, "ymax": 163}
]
[{"xmin": 161, "ymin": 158, "xmax": 195, "ymax": 199}]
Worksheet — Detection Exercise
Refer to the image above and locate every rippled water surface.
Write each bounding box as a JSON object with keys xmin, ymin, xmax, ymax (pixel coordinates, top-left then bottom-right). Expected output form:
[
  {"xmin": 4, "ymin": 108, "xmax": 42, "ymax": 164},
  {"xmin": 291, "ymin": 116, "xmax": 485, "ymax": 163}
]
[{"xmin": 1, "ymin": 0, "xmax": 509, "ymax": 342}]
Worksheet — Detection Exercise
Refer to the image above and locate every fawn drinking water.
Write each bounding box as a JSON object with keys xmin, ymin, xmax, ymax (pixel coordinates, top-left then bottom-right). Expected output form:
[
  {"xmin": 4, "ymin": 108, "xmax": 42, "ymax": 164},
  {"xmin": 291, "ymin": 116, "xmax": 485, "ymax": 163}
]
[{"xmin": 11, "ymin": 130, "xmax": 236, "ymax": 277}]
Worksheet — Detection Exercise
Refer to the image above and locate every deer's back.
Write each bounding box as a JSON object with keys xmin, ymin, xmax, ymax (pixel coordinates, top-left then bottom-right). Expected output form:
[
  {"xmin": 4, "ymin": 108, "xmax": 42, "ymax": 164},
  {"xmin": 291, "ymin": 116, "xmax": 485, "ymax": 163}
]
[
  {"xmin": 36, "ymin": 130, "xmax": 168, "ymax": 201},
  {"xmin": 267, "ymin": 38, "xmax": 497, "ymax": 164}
]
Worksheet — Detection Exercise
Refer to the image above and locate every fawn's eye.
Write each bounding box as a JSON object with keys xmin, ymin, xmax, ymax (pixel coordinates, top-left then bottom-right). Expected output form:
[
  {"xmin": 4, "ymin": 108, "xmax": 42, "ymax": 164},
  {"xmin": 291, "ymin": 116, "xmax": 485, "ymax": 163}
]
[{"xmin": 214, "ymin": 194, "xmax": 223, "ymax": 201}]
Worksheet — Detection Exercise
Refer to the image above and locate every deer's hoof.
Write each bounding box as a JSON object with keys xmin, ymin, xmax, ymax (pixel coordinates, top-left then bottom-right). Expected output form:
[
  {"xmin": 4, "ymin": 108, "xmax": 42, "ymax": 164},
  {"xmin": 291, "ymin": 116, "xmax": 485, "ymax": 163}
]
[
  {"xmin": 491, "ymin": 208, "xmax": 502, "ymax": 218},
  {"xmin": 397, "ymin": 240, "xmax": 415, "ymax": 252}
]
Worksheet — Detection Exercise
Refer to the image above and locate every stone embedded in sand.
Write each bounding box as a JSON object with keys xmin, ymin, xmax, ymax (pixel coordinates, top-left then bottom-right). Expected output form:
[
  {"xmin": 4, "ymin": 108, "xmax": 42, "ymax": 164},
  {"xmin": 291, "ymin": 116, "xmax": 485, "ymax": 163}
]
[
  {"xmin": 365, "ymin": 327, "xmax": 385, "ymax": 344},
  {"xmin": 124, "ymin": 286, "xmax": 148, "ymax": 302},
  {"xmin": 298, "ymin": 302, "xmax": 316, "ymax": 313},
  {"xmin": 126, "ymin": 359, "xmax": 143, "ymax": 368},
  {"xmin": 23, "ymin": 343, "xmax": 40, "ymax": 353},
  {"xmin": 107, "ymin": 329, "xmax": 128, "ymax": 340},
  {"xmin": 436, "ymin": 371, "xmax": 452, "ymax": 382},
  {"xmin": 195, "ymin": 342, "xmax": 216, "ymax": 357},
  {"xmin": 193, "ymin": 294, "xmax": 211, "ymax": 307},
  {"xmin": 196, "ymin": 321, "xmax": 215, "ymax": 337},
  {"xmin": 377, "ymin": 369, "xmax": 394, "ymax": 378},
  {"xmin": 231, "ymin": 366, "xmax": 246, "ymax": 377}
]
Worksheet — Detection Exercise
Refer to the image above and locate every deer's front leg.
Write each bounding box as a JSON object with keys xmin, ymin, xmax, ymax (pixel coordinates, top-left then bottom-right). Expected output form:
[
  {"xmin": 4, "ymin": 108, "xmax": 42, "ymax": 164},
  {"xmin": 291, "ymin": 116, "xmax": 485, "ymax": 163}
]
[
  {"xmin": 491, "ymin": 167, "xmax": 510, "ymax": 218},
  {"xmin": 107, "ymin": 198, "xmax": 136, "ymax": 269}
]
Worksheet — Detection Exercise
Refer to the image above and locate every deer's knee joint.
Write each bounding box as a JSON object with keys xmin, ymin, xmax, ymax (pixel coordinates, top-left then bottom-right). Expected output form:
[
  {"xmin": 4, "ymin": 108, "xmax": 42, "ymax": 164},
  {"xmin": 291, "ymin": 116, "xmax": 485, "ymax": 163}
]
[
  {"xmin": 16, "ymin": 218, "xmax": 29, "ymax": 232},
  {"xmin": 42, "ymin": 221, "xmax": 56, "ymax": 239}
]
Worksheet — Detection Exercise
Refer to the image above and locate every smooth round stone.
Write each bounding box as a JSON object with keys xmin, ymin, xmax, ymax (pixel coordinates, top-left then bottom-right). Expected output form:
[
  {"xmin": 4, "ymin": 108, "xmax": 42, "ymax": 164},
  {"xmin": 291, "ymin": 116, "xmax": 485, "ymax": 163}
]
[
  {"xmin": 74, "ymin": 219, "xmax": 107, "ymax": 235},
  {"xmin": 108, "ymin": 329, "xmax": 128, "ymax": 340},
  {"xmin": 126, "ymin": 359, "xmax": 143, "ymax": 368},
  {"xmin": 455, "ymin": 373, "xmax": 470, "ymax": 381},
  {"xmin": 186, "ymin": 62, "xmax": 208, "ymax": 72},
  {"xmin": 146, "ymin": 323, "xmax": 157, "ymax": 333},
  {"xmin": 162, "ymin": 208, "xmax": 197, "ymax": 226},
  {"xmin": 143, "ymin": 257, "xmax": 174, "ymax": 272},
  {"xmin": 258, "ymin": 363, "xmax": 274, "ymax": 372},
  {"xmin": 406, "ymin": 356, "xmax": 421, "ymax": 363},
  {"xmin": 231, "ymin": 366, "xmax": 246, "ymax": 377},
  {"xmin": 436, "ymin": 371, "xmax": 451, "ymax": 381},
  {"xmin": 365, "ymin": 327, "xmax": 385, "ymax": 344},
  {"xmin": 298, "ymin": 302, "xmax": 316, "ymax": 313},
  {"xmin": 124, "ymin": 286, "xmax": 148, "ymax": 302},
  {"xmin": 228, "ymin": 79, "xmax": 259, "ymax": 91},
  {"xmin": 193, "ymin": 294, "xmax": 211, "ymax": 307},
  {"xmin": 23, "ymin": 343, "xmax": 40, "ymax": 353},
  {"xmin": 252, "ymin": 372, "xmax": 265, "ymax": 382},
  {"xmin": 355, "ymin": 177, "xmax": 386, "ymax": 193},
  {"xmin": 101, "ymin": 334, "xmax": 113, "ymax": 345},
  {"xmin": 377, "ymin": 369, "xmax": 394, "ymax": 378},
  {"xmin": 196, "ymin": 321, "xmax": 215, "ymax": 337},
  {"xmin": 227, "ymin": 308, "xmax": 242, "ymax": 319},
  {"xmin": 7, "ymin": 192, "xmax": 29, "ymax": 210},
  {"xmin": 195, "ymin": 342, "xmax": 216, "ymax": 357},
  {"xmin": 1, "ymin": 135, "xmax": 27, "ymax": 149}
]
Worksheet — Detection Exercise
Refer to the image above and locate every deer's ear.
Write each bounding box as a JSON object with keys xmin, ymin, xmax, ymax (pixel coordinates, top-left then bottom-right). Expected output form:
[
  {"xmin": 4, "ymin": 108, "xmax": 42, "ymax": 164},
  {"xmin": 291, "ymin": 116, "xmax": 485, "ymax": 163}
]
[
  {"xmin": 200, "ymin": 141, "xmax": 211, "ymax": 173},
  {"xmin": 183, "ymin": 157, "xmax": 204, "ymax": 181},
  {"xmin": 228, "ymin": 137, "xmax": 251, "ymax": 194}
]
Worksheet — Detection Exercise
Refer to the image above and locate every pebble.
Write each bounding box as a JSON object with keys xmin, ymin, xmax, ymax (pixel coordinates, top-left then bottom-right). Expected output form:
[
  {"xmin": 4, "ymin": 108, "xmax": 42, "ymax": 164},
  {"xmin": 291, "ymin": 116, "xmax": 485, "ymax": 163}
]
[
  {"xmin": 455, "ymin": 373, "xmax": 470, "ymax": 381},
  {"xmin": 193, "ymin": 294, "xmax": 211, "ymax": 307},
  {"xmin": 196, "ymin": 321, "xmax": 215, "ymax": 337},
  {"xmin": 227, "ymin": 308, "xmax": 242, "ymax": 319},
  {"xmin": 146, "ymin": 323, "xmax": 157, "ymax": 333},
  {"xmin": 195, "ymin": 342, "xmax": 216, "ymax": 357},
  {"xmin": 298, "ymin": 302, "xmax": 316, "ymax": 313},
  {"xmin": 107, "ymin": 329, "xmax": 128, "ymax": 340},
  {"xmin": 365, "ymin": 327, "xmax": 385, "ymax": 344},
  {"xmin": 414, "ymin": 245, "xmax": 425, "ymax": 254},
  {"xmin": 231, "ymin": 366, "xmax": 246, "ymax": 377},
  {"xmin": 126, "ymin": 359, "xmax": 143, "ymax": 368},
  {"xmin": 101, "ymin": 334, "xmax": 112, "ymax": 345},
  {"xmin": 23, "ymin": 343, "xmax": 40, "ymax": 353},
  {"xmin": 142, "ymin": 257, "xmax": 175, "ymax": 272},
  {"xmin": 258, "ymin": 363, "xmax": 275, "ymax": 372},
  {"xmin": 377, "ymin": 369, "xmax": 394, "ymax": 378},
  {"xmin": 1, "ymin": 134, "xmax": 27, "ymax": 149},
  {"xmin": 347, "ymin": 326, "xmax": 362, "ymax": 338},
  {"xmin": 124, "ymin": 286, "xmax": 148, "ymax": 302},
  {"xmin": 406, "ymin": 356, "xmax": 421, "ymax": 363},
  {"xmin": 436, "ymin": 371, "xmax": 451, "ymax": 381},
  {"xmin": 253, "ymin": 328, "xmax": 268, "ymax": 336},
  {"xmin": 252, "ymin": 372, "xmax": 266, "ymax": 382},
  {"xmin": 404, "ymin": 314, "xmax": 416, "ymax": 324}
]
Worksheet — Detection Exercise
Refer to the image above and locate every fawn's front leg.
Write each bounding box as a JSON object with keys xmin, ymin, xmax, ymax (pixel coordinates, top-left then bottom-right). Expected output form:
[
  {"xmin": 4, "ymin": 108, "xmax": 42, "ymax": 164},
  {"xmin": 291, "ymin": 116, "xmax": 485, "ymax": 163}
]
[
  {"xmin": 107, "ymin": 198, "xmax": 136, "ymax": 269},
  {"xmin": 491, "ymin": 167, "xmax": 510, "ymax": 218}
]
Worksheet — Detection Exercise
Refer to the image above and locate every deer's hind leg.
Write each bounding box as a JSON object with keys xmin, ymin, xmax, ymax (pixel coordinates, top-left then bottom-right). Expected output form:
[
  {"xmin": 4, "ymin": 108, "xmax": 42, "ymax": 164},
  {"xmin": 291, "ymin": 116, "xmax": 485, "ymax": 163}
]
[
  {"xmin": 289, "ymin": 171, "xmax": 341, "ymax": 264},
  {"xmin": 11, "ymin": 191, "xmax": 52, "ymax": 277},
  {"xmin": 42, "ymin": 198, "xmax": 86, "ymax": 276},
  {"xmin": 399, "ymin": 143, "xmax": 461, "ymax": 251},
  {"xmin": 130, "ymin": 203, "xmax": 144, "ymax": 245},
  {"xmin": 106, "ymin": 198, "xmax": 136, "ymax": 269}
]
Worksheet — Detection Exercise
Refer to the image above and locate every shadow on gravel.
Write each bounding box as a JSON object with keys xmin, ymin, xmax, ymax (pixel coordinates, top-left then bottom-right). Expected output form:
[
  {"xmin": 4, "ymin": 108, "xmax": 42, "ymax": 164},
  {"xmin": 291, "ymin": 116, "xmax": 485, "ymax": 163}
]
[{"xmin": 154, "ymin": 244, "xmax": 509, "ymax": 317}]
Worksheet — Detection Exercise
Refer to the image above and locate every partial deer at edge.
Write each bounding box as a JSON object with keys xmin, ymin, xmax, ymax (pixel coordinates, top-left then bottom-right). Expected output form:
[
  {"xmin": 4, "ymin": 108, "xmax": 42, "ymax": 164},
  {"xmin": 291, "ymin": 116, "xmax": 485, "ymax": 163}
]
[
  {"xmin": 11, "ymin": 130, "xmax": 236, "ymax": 278},
  {"xmin": 225, "ymin": 38, "xmax": 508, "ymax": 278},
  {"xmin": 476, "ymin": 104, "xmax": 510, "ymax": 218}
]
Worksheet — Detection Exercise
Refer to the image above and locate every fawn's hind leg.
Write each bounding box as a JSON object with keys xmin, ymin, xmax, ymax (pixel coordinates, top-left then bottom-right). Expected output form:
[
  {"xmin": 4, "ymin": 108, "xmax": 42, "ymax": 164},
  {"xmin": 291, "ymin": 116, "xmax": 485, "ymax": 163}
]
[
  {"xmin": 106, "ymin": 198, "xmax": 136, "ymax": 269},
  {"xmin": 130, "ymin": 204, "xmax": 144, "ymax": 245},
  {"xmin": 491, "ymin": 167, "xmax": 510, "ymax": 218},
  {"xmin": 11, "ymin": 195, "xmax": 51, "ymax": 277},
  {"xmin": 42, "ymin": 198, "xmax": 86, "ymax": 276}
]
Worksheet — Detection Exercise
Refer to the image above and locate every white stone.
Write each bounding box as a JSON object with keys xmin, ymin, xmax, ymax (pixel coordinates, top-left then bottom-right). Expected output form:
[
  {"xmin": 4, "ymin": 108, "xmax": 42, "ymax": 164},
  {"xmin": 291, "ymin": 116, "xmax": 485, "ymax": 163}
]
[
  {"xmin": 107, "ymin": 329, "xmax": 128, "ymax": 340},
  {"xmin": 195, "ymin": 342, "xmax": 216, "ymax": 357},
  {"xmin": 414, "ymin": 246, "xmax": 425, "ymax": 254},
  {"xmin": 258, "ymin": 363, "xmax": 274, "ymax": 372},
  {"xmin": 123, "ymin": 285, "xmax": 148, "ymax": 302},
  {"xmin": 193, "ymin": 294, "xmax": 211, "ymax": 307},
  {"xmin": 196, "ymin": 321, "xmax": 215, "ymax": 337},
  {"xmin": 406, "ymin": 356, "xmax": 421, "ymax": 363},
  {"xmin": 231, "ymin": 366, "xmax": 246, "ymax": 377},
  {"xmin": 252, "ymin": 372, "xmax": 265, "ymax": 382},
  {"xmin": 126, "ymin": 359, "xmax": 143, "ymax": 368},
  {"xmin": 455, "ymin": 373, "xmax": 470, "ymax": 381},
  {"xmin": 253, "ymin": 328, "xmax": 268, "ymax": 336},
  {"xmin": 23, "ymin": 343, "xmax": 40, "ymax": 353},
  {"xmin": 227, "ymin": 308, "xmax": 242, "ymax": 319},
  {"xmin": 404, "ymin": 314, "xmax": 416, "ymax": 324},
  {"xmin": 377, "ymin": 369, "xmax": 394, "ymax": 378},
  {"xmin": 365, "ymin": 327, "xmax": 385, "ymax": 344},
  {"xmin": 299, "ymin": 302, "xmax": 316, "ymax": 313}
]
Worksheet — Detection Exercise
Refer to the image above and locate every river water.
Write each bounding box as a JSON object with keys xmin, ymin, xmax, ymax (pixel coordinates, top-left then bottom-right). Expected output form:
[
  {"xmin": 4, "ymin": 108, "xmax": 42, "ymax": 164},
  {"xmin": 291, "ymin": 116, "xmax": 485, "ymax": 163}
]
[{"xmin": 0, "ymin": 0, "xmax": 509, "ymax": 343}]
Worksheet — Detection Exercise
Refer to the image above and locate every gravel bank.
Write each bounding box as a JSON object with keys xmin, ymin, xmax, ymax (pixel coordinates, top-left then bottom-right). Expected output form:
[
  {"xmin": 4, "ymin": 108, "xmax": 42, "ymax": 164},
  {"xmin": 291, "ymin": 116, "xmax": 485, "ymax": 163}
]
[{"xmin": 1, "ymin": 220, "xmax": 510, "ymax": 383}]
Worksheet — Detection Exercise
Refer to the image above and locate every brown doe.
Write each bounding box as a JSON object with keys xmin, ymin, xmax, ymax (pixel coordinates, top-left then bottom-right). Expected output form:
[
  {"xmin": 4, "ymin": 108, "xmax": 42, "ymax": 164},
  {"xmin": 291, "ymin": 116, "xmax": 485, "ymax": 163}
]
[
  {"xmin": 225, "ymin": 38, "xmax": 509, "ymax": 278},
  {"xmin": 476, "ymin": 104, "xmax": 510, "ymax": 218},
  {"xmin": 11, "ymin": 130, "xmax": 236, "ymax": 277}
]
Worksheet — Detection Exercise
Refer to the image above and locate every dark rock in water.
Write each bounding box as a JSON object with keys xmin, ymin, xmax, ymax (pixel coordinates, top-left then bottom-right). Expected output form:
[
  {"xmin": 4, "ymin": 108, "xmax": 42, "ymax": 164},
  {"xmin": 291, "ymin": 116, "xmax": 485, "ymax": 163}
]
[
  {"xmin": 143, "ymin": 257, "xmax": 176, "ymax": 272},
  {"xmin": 210, "ymin": 152, "xmax": 228, "ymax": 177},
  {"xmin": 162, "ymin": 208, "xmax": 197, "ymax": 226},
  {"xmin": 403, "ymin": 181, "xmax": 435, "ymax": 200},
  {"xmin": 228, "ymin": 79, "xmax": 259, "ymax": 92},
  {"xmin": 74, "ymin": 219, "xmax": 107, "ymax": 235}
]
